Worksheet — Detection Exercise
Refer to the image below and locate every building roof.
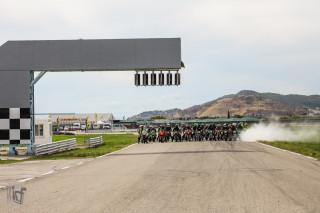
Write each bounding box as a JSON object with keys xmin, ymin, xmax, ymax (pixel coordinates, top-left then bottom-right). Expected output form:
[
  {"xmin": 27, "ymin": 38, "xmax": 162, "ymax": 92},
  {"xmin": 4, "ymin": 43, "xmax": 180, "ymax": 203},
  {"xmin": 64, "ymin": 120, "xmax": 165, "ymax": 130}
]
[
  {"xmin": 136, "ymin": 117, "xmax": 261, "ymax": 125},
  {"xmin": 50, "ymin": 113, "xmax": 114, "ymax": 123}
]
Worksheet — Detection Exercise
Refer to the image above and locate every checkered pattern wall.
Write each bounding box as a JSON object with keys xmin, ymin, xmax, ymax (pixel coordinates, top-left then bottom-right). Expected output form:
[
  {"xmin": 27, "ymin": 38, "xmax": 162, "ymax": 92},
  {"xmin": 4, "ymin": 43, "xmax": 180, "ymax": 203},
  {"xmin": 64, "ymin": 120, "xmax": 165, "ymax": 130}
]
[{"xmin": 0, "ymin": 108, "xmax": 31, "ymax": 145}]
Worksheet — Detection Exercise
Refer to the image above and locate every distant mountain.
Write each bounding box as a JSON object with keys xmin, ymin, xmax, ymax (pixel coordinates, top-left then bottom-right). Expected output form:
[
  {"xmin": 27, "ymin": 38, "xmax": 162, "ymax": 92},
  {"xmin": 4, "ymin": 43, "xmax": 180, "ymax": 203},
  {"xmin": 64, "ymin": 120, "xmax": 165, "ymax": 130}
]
[
  {"xmin": 127, "ymin": 108, "xmax": 180, "ymax": 121},
  {"xmin": 128, "ymin": 90, "xmax": 320, "ymax": 120},
  {"xmin": 261, "ymin": 93, "xmax": 320, "ymax": 108},
  {"xmin": 174, "ymin": 90, "xmax": 320, "ymax": 118}
]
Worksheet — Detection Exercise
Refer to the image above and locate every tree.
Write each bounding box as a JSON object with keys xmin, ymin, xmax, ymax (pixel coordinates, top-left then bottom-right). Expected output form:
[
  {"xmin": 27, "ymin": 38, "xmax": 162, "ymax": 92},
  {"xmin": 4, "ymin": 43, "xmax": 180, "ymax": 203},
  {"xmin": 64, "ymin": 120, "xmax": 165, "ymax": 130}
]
[{"xmin": 150, "ymin": 116, "xmax": 167, "ymax": 120}]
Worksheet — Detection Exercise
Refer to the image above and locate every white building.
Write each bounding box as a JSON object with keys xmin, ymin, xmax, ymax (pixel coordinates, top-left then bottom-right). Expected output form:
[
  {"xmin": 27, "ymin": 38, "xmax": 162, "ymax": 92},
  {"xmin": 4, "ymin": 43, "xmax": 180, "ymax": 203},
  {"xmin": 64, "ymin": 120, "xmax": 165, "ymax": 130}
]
[{"xmin": 35, "ymin": 118, "xmax": 52, "ymax": 145}]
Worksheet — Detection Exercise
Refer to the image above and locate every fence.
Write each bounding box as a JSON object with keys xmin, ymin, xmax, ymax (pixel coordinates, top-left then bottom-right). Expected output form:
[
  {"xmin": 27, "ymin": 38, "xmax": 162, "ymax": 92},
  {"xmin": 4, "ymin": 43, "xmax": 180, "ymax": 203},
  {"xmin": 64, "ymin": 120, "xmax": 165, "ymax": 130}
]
[
  {"xmin": 33, "ymin": 138, "xmax": 76, "ymax": 156},
  {"xmin": 84, "ymin": 136, "xmax": 103, "ymax": 148}
]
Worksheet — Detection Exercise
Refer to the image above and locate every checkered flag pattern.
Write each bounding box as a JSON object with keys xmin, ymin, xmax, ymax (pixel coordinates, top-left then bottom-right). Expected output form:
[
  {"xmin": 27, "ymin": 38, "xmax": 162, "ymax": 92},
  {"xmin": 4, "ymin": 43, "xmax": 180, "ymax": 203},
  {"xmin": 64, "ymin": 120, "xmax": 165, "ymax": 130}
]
[{"xmin": 0, "ymin": 108, "xmax": 31, "ymax": 145}]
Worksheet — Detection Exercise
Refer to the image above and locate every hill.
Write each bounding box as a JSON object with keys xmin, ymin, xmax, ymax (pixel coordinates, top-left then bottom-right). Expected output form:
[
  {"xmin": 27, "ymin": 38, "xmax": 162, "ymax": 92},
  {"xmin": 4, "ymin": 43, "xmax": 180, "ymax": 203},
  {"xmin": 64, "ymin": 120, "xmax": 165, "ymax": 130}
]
[
  {"xmin": 173, "ymin": 90, "xmax": 320, "ymax": 118},
  {"xmin": 128, "ymin": 91, "xmax": 320, "ymax": 120},
  {"xmin": 127, "ymin": 108, "xmax": 180, "ymax": 121}
]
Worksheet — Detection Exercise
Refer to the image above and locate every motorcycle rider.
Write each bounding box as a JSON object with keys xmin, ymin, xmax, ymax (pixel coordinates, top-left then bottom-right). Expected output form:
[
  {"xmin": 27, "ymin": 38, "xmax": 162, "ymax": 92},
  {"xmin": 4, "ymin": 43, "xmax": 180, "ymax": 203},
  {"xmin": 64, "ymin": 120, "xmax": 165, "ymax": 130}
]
[
  {"xmin": 192, "ymin": 123, "xmax": 198, "ymax": 140},
  {"xmin": 222, "ymin": 123, "xmax": 228, "ymax": 131},
  {"xmin": 216, "ymin": 124, "xmax": 222, "ymax": 140},
  {"xmin": 204, "ymin": 124, "xmax": 209, "ymax": 140},
  {"xmin": 165, "ymin": 124, "xmax": 172, "ymax": 141},
  {"xmin": 149, "ymin": 126, "xmax": 157, "ymax": 142},
  {"xmin": 199, "ymin": 124, "xmax": 205, "ymax": 139},
  {"xmin": 231, "ymin": 123, "xmax": 237, "ymax": 131},
  {"xmin": 222, "ymin": 123, "xmax": 229, "ymax": 140},
  {"xmin": 138, "ymin": 125, "xmax": 146, "ymax": 143},
  {"xmin": 172, "ymin": 124, "xmax": 181, "ymax": 141},
  {"xmin": 192, "ymin": 123, "xmax": 198, "ymax": 132},
  {"xmin": 243, "ymin": 122, "xmax": 248, "ymax": 130},
  {"xmin": 208, "ymin": 123, "xmax": 216, "ymax": 140},
  {"xmin": 158, "ymin": 125, "xmax": 166, "ymax": 142},
  {"xmin": 137, "ymin": 125, "xmax": 142, "ymax": 142},
  {"xmin": 173, "ymin": 124, "xmax": 180, "ymax": 132}
]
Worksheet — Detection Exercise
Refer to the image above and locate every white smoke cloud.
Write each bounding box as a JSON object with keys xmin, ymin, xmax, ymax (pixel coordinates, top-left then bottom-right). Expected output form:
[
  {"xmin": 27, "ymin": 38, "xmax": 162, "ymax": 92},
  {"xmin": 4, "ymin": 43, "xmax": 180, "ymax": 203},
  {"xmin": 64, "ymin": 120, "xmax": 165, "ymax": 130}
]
[{"xmin": 240, "ymin": 123, "xmax": 318, "ymax": 142}]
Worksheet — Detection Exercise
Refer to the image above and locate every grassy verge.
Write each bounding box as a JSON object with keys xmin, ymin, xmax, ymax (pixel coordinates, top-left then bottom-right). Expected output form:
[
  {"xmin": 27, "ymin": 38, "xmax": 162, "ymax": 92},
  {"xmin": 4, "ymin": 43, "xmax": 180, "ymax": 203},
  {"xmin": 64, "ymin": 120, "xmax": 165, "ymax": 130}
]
[
  {"xmin": 0, "ymin": 134, "xmax": 138, "ymax": 163},
  {"xmin": 0, "ymin": 160, "xmax": 23, "ymax": 164},
  {"xmin": 259, "ymin": 141, "xmax": 320, "ymax": 161}
]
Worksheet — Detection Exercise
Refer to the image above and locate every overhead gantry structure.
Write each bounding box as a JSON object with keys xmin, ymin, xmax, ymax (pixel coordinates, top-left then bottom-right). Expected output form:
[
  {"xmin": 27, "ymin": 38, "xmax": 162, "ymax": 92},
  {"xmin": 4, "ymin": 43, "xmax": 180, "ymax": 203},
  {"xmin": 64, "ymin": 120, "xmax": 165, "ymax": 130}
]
[{"xmin": 0, "ymin": 38, "xmax": 184, "ymax": 154}]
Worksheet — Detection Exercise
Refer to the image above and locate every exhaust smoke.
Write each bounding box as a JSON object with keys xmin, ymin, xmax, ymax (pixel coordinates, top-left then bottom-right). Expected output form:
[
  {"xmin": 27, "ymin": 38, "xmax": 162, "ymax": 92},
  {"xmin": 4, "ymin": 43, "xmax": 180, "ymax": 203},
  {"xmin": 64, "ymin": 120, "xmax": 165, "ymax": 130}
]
[{"xmin": 240, "ymin": 123, "xmax": 318, "ymax": 142}]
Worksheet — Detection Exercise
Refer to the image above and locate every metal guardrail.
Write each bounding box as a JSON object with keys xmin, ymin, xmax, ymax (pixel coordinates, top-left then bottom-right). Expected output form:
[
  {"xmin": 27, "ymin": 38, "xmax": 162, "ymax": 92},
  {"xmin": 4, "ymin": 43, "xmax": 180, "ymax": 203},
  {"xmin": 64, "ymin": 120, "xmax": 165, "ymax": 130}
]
[
  {"xmin": 86, "ymin": 136, "xmax": 103, "ymax": 148},
  {"xmin": 33, "ymin": 138, "xmax": 76, "ymax": 156}
]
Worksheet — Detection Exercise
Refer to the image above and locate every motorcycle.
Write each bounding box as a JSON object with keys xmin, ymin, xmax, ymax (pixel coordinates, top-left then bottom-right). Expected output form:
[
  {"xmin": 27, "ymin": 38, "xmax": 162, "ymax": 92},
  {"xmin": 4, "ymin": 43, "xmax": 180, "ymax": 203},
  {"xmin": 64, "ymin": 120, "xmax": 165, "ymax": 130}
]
[
  {"xmin": 185, "ymin": 129, "xmax": 192, "ymax": 142},
  {"xmin": 226, "ymin": 129, "xmax": 233, "ymax": 141},
  {"xmin": 232, "ymin": 130, "xmax": 238, "ymax": 141},
  {"xmin": 223, "ymin": 129, "xmax": 229, "ymax": 141},
  {"xmin": 141, "ymin": 129, "xmax": 148, "ymax": 144},
  {"xmin": 204, "ymin": 129, "xmax": 209, "ymax": 141},
  {"xmin": 166, "ymin": 130, "xmax": 172, "ymax": 142},
  {"xmin": 158, "ymin": 129, "xmax": 166, "ymax": 143},
  {"xmin": 208, "ymin": 130, "xmax": 215, "ymax": 141},
  {"xmin": 148, "ymin": 130, "xmax": 157, "ymax": 142},
  {"xmin": 194, "ymin": 130, "xmax": 203, "ymax": 141},
  {"xmin": 172, "ymin": 130, "xmax": 181, "ymax": 142},
  {"xmin": 219, "ymin": 130, "xmax": 224, "ymax": 141}
]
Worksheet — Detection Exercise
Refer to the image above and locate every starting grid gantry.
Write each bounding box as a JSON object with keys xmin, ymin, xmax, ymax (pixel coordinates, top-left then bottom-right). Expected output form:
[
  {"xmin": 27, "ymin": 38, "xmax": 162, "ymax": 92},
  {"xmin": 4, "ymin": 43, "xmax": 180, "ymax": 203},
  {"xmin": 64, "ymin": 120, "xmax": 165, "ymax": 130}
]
[{"xmin": 0, "ymin": 38, "xmax": 184, "ymax": 154}]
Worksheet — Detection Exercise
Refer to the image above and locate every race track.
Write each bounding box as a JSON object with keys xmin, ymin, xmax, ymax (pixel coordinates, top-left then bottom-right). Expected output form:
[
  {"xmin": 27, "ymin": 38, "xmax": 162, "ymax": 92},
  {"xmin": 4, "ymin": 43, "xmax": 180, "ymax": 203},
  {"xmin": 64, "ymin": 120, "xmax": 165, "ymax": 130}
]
[{"xmin": 1, "ymin": 141, "xmax": 320, "ymax": 213}]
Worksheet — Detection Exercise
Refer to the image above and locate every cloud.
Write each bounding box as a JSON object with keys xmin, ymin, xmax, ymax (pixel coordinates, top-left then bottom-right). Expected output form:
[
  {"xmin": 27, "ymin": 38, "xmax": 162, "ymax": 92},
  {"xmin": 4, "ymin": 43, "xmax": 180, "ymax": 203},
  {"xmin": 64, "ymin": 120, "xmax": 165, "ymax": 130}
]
[{"xmin": 1, "ymin": 0, "xmax": 320, "ymax": 118}]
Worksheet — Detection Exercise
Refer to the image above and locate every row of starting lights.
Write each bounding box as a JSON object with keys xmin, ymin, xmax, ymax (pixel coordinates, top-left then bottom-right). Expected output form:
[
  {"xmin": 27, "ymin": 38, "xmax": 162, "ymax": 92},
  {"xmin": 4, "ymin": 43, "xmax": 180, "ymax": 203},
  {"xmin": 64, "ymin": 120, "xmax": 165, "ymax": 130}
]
[{"xmin": 135, "ymin": 71, "xmax": 181, "ymax": 86}]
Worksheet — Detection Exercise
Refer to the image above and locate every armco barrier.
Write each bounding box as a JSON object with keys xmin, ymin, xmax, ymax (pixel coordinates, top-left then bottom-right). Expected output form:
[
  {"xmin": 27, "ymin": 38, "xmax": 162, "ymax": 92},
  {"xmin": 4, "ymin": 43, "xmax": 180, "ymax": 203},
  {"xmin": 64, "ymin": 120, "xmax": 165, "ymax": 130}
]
[
  {"xmin": 87, "ymin": 136, "xmax": 103, "ymax": 148},
  {"xmin": 33, "ymin": 138, "xmax": 76, "ymax": 156}
]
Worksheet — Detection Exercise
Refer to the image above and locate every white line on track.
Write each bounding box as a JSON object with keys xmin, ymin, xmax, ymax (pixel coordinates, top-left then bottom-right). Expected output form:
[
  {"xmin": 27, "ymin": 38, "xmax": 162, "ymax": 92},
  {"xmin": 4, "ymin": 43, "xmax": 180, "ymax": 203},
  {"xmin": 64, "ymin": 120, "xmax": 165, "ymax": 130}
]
[
  {"xmin": 18, "ymin": 177, "xmax": 34, "ymax": 183},
  {"xmin": 11, "ymin": 144, "xmax": 137, "ymax": 185},
  {"xmin": 41, "ymin": 171, "xmax": 55, "ymax": 176},
  {"xmin": 61, "ymin": 166, "xmax": 71, "ymax": 170},
  {"xmin": 257, "ymin": 142, "xmax": 318, "ymax": 161},
  {"xmin": 96, "ymin": 144, "xmax": 136, "ymax": 159}
]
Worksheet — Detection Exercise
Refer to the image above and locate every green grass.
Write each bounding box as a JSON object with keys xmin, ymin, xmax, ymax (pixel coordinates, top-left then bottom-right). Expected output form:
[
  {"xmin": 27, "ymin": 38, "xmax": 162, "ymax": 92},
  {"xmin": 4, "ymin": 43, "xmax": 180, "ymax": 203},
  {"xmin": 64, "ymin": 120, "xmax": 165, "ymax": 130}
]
[
  {"xmin": 258, "ymin": 129, "xmax": 320, "ymax": 160},
  {"xmin": 259, "ymin": 140, "xmax": 320, "ymax": 160},
  {"xmin": 0, "ymin": 134, "xmax": 138, "ymax": 163},
  {"xmin": 0, "ymin": 159, "xmax": 23, "ymax": 164}
]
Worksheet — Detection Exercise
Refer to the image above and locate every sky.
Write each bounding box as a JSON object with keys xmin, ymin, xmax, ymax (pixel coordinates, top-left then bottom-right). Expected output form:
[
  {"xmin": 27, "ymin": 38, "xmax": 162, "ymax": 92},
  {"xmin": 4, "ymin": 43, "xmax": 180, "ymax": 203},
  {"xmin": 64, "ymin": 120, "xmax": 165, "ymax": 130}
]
[{"xmin": 0, "ymin": 0, "xmax": 320, "ymax": 119}]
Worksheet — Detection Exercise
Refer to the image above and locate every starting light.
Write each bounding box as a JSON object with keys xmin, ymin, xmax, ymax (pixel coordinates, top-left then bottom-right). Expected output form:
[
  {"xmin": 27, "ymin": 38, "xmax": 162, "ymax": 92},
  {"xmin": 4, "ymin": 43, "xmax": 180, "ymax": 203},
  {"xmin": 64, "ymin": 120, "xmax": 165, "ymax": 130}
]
[
  {"xmin": 151, "ymin": 71, "xmax": 156, "ymax": 86},
  {"xmin": 167, "ymin": 71, "xmax": 172, "ymax": 86},
  {"xmin": 143, "ymin": 71, "xmax": 148, "ymax": 86},
  {"xmin": 175, "ymin": 72, "xmax": 180, "ymax": 85},
  {"xmin": 134, "ymin": 71, "xmax": 181, "ymax": 86},
  {"xmin": 135, "ymin": 72, "xmax": 141, "ymax": 86},
  {"xmin": 159, "ymin": 71, "xmax": 164, "ymax": 86}
]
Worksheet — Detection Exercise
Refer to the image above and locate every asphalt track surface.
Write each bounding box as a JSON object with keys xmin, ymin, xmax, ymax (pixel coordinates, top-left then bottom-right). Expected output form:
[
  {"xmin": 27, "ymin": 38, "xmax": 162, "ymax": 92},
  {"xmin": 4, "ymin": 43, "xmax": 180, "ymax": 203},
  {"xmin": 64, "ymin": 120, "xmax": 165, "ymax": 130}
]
[{"xmin": 1, "ymin": 141, "xmax": 320, "ymax": 213}]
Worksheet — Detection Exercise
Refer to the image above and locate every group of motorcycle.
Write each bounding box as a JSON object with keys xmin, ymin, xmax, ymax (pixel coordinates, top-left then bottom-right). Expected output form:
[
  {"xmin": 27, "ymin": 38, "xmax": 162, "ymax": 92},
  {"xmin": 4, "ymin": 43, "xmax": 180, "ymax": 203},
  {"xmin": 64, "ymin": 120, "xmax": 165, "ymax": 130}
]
[
  {"xmin": 138, "ymin": 123, "xmax": 244, "ymax": 143},
  {"xmin": 185, "ymin": 126, "xmax": 241, "ymax": 142},
  {"xmin": 138, "ymin": 127, "xmax": 177, "ymax": 143}
]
